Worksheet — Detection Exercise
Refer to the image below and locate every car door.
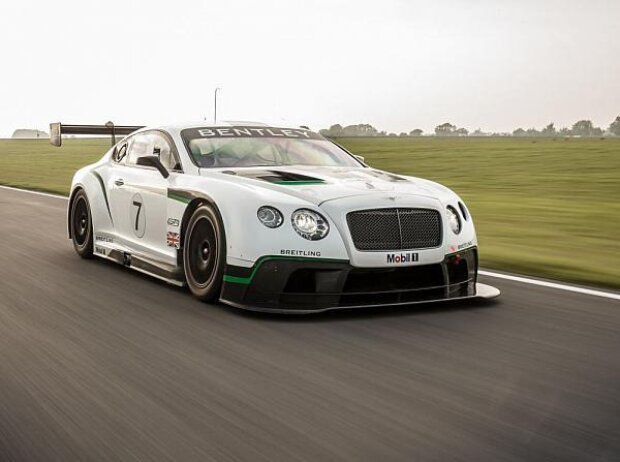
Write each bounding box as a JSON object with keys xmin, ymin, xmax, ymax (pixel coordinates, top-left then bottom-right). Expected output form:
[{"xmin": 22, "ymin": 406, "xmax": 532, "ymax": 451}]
[
  {"xmin": 103, "ymin": 139, "xmax": 131, "ymax": 246},
  {"xmin": 108, "ymin": 131, "xmax": 176, "ymax": 263}
]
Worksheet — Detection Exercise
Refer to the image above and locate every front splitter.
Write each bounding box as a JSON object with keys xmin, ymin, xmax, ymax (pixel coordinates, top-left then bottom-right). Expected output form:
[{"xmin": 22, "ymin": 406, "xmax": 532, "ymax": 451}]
[
  {"xmin": 221, "ymin": 282, "xmax": 501, "ymax": 314},
  {"xmin": 476, "ymin": 282, "xmax": 501, "ymax": 299}
]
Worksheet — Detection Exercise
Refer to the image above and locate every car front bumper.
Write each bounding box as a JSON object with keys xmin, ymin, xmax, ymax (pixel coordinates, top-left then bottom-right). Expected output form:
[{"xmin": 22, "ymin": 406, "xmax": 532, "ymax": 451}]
[{"xmin": 220, "ymin": 247, "xmax": 499, "ymax": 313}]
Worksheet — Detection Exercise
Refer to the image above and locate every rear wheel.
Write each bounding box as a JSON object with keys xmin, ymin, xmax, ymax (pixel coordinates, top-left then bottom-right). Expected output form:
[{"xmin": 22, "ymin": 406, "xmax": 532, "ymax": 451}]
[
  {"xmin": 70, "ymin": 190, "xmax": 94, "ymax": 258},
  {"xmin": 183, "ymin": 204, "xmax": 225, "ymax": 301}
]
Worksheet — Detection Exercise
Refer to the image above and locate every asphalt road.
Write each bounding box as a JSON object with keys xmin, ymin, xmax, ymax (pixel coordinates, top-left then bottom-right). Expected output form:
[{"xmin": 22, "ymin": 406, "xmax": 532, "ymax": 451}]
[{"xmin": 1, "ymin": 186, "xmax": 619, "ymax": 462}]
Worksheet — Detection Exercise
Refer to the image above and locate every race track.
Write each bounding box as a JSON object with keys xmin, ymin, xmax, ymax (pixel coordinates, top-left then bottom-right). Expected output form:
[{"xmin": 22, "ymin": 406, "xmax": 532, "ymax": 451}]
[{"xmin": 1, "ymin": 186, "xmax": 619, "ymax": 461}]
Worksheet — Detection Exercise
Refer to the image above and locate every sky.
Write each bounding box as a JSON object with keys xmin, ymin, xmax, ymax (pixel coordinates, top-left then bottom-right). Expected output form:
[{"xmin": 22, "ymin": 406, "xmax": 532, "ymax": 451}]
[{"xmin": 0, "ymin": 0, "xmax": 619, "ymax": 137}]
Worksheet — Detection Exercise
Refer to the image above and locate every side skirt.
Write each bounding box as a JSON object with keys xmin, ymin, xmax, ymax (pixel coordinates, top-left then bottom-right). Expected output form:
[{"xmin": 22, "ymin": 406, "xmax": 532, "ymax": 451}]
[{"xmin": 95, "ymin": 248, "xmax": 185, "ymax": 287}]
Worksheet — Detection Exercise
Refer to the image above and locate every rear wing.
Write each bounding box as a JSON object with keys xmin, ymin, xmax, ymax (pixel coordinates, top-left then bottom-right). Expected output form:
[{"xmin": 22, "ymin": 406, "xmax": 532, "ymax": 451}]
[{"xmin": 49, "ymin": 122, "xmax": 144, "ymax": 147}]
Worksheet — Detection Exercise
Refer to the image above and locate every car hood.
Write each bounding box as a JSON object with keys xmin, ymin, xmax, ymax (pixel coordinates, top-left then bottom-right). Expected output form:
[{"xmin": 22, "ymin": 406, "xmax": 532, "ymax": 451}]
[{"xmin": 200, "ymin": 166, "xmax": 455, "ymax": 206}]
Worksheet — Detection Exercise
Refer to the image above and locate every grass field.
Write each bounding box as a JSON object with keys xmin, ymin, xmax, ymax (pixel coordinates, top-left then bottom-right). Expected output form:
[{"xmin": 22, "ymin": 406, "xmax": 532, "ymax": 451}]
[
  {"xmin": 1, "ymin": 137, "xmax": 619, "ymax": 289},
  {"xmin": 0, "ymin": 138, "xmax": 110, "ymax": 195}
]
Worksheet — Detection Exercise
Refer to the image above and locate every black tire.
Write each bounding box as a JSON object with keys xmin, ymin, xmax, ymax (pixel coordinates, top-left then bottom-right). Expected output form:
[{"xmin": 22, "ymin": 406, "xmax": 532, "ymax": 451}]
[
  {"xmin": 70, "ymin": 189, "xmax": 94, "ymax": 258},
  {"xmin": 183, "ymin": 204, "xmax": 226, "ymax": 301}
]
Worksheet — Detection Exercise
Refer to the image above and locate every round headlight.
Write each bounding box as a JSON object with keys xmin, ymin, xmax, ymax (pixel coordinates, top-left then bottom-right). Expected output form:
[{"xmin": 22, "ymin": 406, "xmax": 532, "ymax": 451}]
[
  {"xmin": 257, "ymin": 206, "xmax": 283, "ymax": 228},
  {"xmin": 446, "ymin": 206, "xmax": 462, "ymax": 234},
  {"xmin": 291, "ymin": 209, "xmax": 329, "ymax": 240}
]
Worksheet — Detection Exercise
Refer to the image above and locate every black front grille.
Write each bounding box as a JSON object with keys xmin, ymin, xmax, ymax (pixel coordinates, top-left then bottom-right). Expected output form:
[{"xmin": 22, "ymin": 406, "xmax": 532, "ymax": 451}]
[{"xmin": 347, "ymin": 208, "xmax": 442, "ymax": 251}]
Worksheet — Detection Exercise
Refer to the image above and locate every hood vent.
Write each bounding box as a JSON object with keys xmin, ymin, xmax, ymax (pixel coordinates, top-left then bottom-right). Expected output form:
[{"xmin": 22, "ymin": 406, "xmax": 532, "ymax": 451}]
[{"xmin": 224, "ymin": 170, "xmax": 325, "ymax": 185}]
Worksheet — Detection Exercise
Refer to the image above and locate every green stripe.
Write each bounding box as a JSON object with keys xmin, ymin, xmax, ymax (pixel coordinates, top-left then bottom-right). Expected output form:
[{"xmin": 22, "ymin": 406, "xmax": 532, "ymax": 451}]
[
  {"xmin": 223, "ymin": 274, "xmax": 254, "ymax": 284},
  {"xmin": 272, "ymin": 180, "xmax": 325, "ymax": 185},
  {"xmin": 168, "ymin": 191, "xmax": 192, "ymax": 204},
  {"xmin": 223, "ymin": 256, "xmax": 348, "ymax": 285},
  {"xmin": 92, "ymin": 171, "xmax": 113, "ymax": 224}
]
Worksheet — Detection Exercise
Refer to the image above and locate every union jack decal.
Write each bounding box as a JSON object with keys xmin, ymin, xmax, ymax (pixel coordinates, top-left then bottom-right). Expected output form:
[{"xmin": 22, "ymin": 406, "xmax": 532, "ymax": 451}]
[{"xmin": 166, "ymin": 232, "xmax": 180, "ymax": 249}]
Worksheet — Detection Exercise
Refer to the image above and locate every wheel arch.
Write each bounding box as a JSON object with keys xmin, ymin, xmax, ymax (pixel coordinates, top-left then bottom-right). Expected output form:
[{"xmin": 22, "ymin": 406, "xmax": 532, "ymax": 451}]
[
  {"xmin": 67, "ymin": 184, "xmax": 86, "ymax": 238},
  {"xmin": 177, "ymin": 193, "xmax": 226, "ymax": 267}
]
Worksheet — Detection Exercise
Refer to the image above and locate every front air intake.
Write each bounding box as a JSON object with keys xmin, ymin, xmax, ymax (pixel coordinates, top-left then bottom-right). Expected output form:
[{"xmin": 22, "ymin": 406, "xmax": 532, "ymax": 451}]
[{"xmin": 346, "ymin": 208, "xmax": 442, "ymax": 251}]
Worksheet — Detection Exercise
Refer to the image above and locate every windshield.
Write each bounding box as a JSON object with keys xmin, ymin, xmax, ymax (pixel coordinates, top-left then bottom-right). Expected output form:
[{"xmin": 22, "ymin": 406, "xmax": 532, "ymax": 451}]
[{"xmin": 181, "ymin": 126, "xmax": 362, "ymax": 168}]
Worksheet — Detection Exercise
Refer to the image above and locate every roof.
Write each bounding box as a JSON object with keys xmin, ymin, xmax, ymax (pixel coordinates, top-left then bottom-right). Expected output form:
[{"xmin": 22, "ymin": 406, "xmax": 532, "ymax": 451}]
[
  {"xmin": 160, "ymin": 121, "xmax": 315, "ymax": 137},
  {"xmin": 163, "ymin": 120, "xmax": 271, "ymax": 131}
]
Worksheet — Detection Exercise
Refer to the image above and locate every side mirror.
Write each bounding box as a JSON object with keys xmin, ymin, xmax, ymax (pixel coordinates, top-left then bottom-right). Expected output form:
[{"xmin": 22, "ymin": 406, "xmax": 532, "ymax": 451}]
[
  {"xmin": 136, "ymin": 155, "xmax": 169, "ymax": 179},
  {"xmin": 354, "ymin": 154, "xmax": 366, "ymax": 164}
]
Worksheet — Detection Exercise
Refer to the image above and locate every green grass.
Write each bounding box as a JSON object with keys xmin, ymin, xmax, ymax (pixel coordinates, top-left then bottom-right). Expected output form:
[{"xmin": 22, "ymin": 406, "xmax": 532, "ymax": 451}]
[
  {"xmin": 1, "ymin": 137, "xmax": 619, "ymax": 289},
  {"xmin": 0, "ymin": 139, "xmax": 108, "ymax": 195}
]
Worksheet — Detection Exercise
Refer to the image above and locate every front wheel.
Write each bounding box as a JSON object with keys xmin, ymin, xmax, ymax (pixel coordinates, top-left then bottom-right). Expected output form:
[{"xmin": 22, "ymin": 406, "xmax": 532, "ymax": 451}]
[
  {"xmin": 183, "ymin": 204, "xmax": 226, "ymax": 301},
  {"xmin": 70, "ymin": 189, "xmax": 94, "ymax": 258}
]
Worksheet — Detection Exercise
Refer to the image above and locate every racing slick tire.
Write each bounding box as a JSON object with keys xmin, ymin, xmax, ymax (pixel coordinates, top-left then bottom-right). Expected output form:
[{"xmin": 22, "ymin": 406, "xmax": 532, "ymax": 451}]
[
  {"xmin": 183, "ymin": 204, "xmax": 226, "ymax": 302},
  {"xmin": 70, "ymin": 189, "xmax": 94, "ymax": 259}
]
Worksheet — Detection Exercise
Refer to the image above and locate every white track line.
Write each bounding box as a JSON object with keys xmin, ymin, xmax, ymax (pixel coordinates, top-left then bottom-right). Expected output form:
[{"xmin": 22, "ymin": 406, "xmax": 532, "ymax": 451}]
[
  {"xmin": 479, "ymin": 270, "xmax": 620, "ymax": 301},
  {"xmin": 0, "ymin": 184, "xmax": 67, "ymax": 199},
  {"xmin": 1, "ymin": 184, "xmax": 618, "ymax": 301}
]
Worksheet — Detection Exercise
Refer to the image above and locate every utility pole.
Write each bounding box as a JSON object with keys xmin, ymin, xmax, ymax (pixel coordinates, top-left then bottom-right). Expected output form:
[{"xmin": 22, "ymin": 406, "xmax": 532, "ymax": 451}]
[{"xmin": 214, "ymin": 87, "xmax": 221, "ymax": 123}]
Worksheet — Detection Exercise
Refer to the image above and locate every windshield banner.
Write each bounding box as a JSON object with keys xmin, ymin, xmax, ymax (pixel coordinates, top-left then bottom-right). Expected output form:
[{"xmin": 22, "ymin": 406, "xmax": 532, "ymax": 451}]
[{"xmin": 182, "ymin": 126, "xmax": 323, "ymax": 140}]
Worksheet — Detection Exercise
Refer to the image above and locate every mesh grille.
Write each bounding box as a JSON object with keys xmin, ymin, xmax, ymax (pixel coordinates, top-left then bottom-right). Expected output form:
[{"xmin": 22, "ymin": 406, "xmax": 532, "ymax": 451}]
[{"xmin": 347, "ymin": 208, "xmax": 442, "ymax": 251}]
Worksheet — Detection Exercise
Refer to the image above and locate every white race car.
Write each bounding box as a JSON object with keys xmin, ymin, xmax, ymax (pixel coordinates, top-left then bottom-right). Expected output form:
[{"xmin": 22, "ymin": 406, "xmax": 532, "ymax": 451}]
[{"xmin": 52, "ymin": 121, "xmax": 499, "ymax": 313}]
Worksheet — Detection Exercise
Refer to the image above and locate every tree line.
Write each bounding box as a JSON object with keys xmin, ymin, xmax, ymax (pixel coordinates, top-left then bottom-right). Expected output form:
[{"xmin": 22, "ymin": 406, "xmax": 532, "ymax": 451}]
[{"xmin": 319, "ymin": 116, "xmax": 620, "ymax": 138}]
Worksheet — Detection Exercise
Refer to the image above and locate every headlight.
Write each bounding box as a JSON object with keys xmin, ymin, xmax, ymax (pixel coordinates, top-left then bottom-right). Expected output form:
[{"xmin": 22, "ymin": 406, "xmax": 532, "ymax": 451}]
[
  {"xmin": 257, "ymin": 206, "xmax": 283, "ymax": 228},
  {"xmin": 446, "ymin": 206, "xmax": 461, "ymax": 234},
  {"xmin": 291, "ymin": 209, "xmax": 329, "ymax": 240}
]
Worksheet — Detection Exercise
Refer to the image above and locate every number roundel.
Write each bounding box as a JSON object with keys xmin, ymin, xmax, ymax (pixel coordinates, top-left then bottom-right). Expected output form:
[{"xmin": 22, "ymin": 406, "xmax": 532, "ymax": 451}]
[{"xmin": 130, "ymin": 193, "xmax": 146, "ymax": 238}]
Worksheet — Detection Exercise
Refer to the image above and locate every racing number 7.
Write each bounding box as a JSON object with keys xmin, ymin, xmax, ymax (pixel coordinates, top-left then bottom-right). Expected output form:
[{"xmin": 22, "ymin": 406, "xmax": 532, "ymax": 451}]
[{"xmin": 132, "ymin": 200, "xmax": 142, "ymax": 231}]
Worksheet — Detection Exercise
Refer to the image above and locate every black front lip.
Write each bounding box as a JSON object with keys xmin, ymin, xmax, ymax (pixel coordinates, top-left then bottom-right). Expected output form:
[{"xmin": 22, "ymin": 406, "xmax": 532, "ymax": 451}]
[
  {"xmin": 220, "ymin": 248, "xmax": 479, "ymax": 313},
  {"xmin": 221, "ymin": 289, "xmax": 482, "ymax": 314}
]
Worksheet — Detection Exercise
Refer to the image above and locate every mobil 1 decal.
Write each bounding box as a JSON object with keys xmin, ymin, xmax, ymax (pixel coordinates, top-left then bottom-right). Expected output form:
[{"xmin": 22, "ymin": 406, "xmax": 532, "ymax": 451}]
[
  {"xmin": 183, "ymin": 126, "xmax": 323, "ymax": 140},
  {"xmin": 386, "ymin": 252, "xmax": 419, "ymax": 264},
  {"xmin": 130, "ymin": 193, "xmax": 146, "ymax": 238}
]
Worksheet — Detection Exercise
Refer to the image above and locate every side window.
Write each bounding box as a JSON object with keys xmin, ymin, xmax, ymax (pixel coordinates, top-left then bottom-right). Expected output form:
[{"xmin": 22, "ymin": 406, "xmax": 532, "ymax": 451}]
[
  {"xmin": 126, "ymin": 134, "xmax": 151, "ymax": 166},
  {"xmin": 125, "ymin": 132, "xmax": 182, "ymax": 172},
  {"xmin": 152, "ymin": 133, "xmax": 181, "ymax": 171}
]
